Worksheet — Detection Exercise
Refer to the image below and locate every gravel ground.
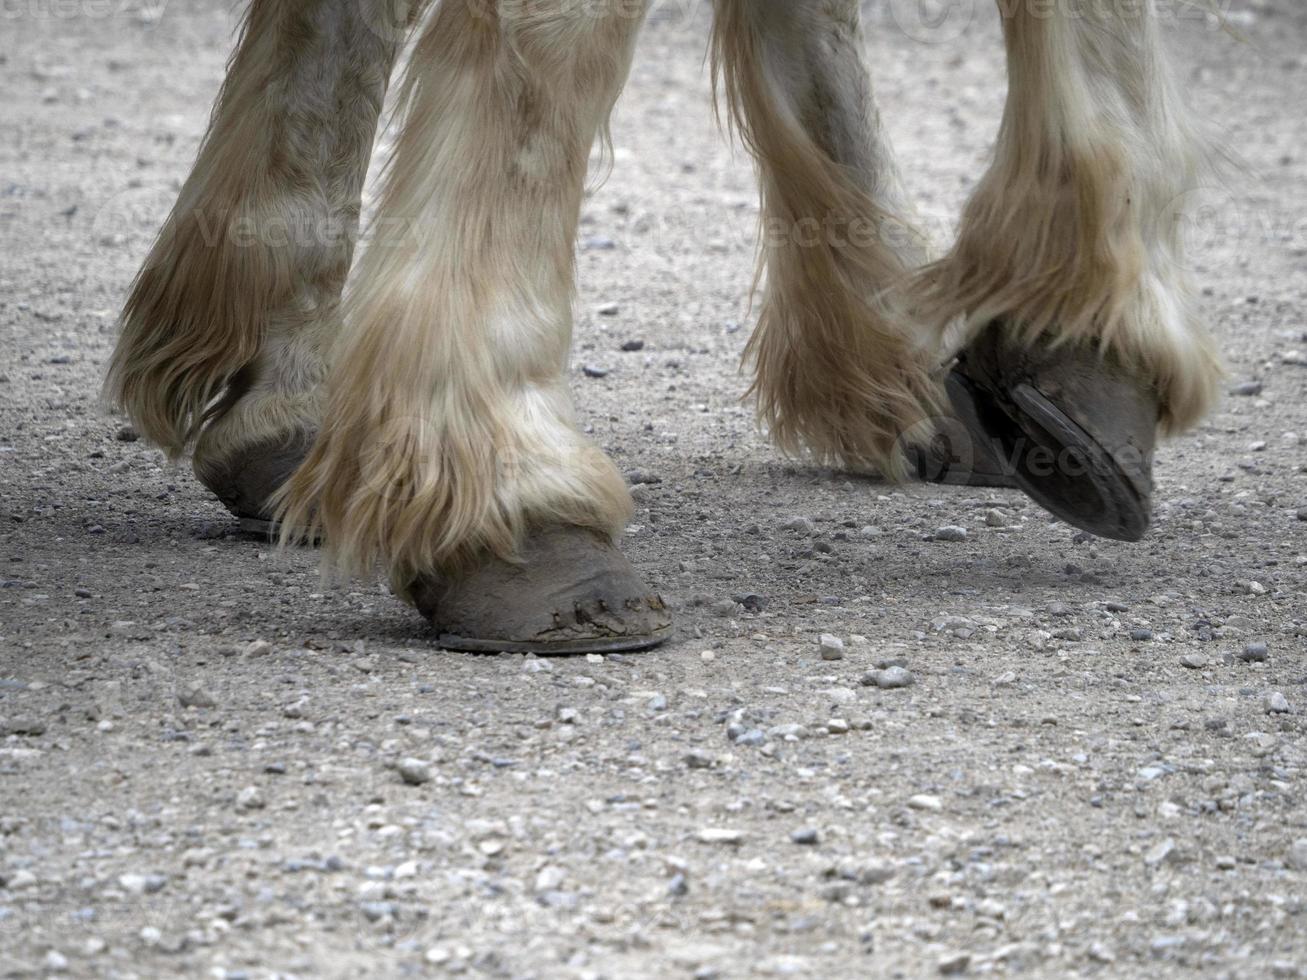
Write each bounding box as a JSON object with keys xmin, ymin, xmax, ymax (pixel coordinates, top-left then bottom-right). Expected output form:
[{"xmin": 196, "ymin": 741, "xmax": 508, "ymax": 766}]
[{"xmin": 3, "ymin": 2, "xmax": 1307, "ymax": 978}]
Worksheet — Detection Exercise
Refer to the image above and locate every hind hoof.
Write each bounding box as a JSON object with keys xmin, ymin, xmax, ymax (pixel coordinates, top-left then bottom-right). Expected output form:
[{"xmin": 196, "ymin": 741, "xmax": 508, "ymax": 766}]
[
  {"xmin": 910, "ymin": 370, "xmax": 1020, "ymax": 489},
  {"xmin": 947, "ymin": 323, "xmax": 1158, "ymax": 542},
  {"xmin": 409, "ymin": 525, "xmax": 673, "ymax": 655},
  {"xmin": 193, "ymin": 430, "xmax": 316, "ymax": 535}
]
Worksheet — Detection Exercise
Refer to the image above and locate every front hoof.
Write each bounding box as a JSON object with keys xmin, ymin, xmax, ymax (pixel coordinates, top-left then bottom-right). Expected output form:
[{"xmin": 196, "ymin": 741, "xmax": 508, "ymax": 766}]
[
  {"xmin": 409, "ymin": 526, "xmax": 673, "ymax": 655},
  {"xmin": 948, "ymin": 323, "xmax": 1158, "ymax": 542},
  {"xmin": 193, "ymin": 430, "xmax": 316, "ymax": 535}
]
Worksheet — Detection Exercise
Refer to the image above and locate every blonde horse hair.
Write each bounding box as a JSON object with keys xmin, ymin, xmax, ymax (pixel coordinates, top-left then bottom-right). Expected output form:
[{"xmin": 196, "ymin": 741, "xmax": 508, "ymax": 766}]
[
  {"xmin": 106, "ymin": 0, "xmax": 428, "ymax": 457},
  {"xmin": 912, "ymin": 0, "xmax": 1222, "ymax": 433},
  {"xmin": 711, "ymin": 0, "xmax": 942, "ymax": 479},
  {"xmin": 274, "ymin": 0, "xmax": 645, "ymax": 589}
]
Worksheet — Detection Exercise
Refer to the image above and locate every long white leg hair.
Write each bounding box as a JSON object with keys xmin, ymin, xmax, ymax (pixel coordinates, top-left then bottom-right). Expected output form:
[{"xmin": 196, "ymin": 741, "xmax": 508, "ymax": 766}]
[
  {"xmin": 277, "ymin": 0, "xmax": 649, "ymax": 590},
  {"xmin": 106, "ymin": 0, "xmax": 423, "ymax": 460},
  {"xmin": 914, "ymin": 0, "xmax": 1222, "ymax": 433},
  {"xmin": 711, "ymin": 0, "xmax": 943, "ymax": 478}
]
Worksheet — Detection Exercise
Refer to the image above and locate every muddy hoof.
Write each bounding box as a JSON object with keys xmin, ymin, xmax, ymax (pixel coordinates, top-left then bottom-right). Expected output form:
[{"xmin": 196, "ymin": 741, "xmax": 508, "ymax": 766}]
[
  {"xmin": 193, "ymin": 430, "xmax": 315, "ymax": 537},
  {"xmin": 947, "ymin": 323, "xmax": 1158, "ymax": 542},
  {"xmin": 409, "ymin": 526, "xmax": 673, "ymax": 655}
]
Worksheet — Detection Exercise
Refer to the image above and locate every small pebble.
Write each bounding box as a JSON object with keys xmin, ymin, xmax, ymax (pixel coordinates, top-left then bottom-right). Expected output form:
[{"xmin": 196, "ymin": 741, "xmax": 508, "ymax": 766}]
[
  {"xmin": 118, "ymin": 872, "xmax": 166, "ymax": 895},
  {"xmin": 397, "ymin": 757, "xmax": 433, "ymax": 785},
  {"xmin": 1266, "ymin": 692, "xmax": 1290, "ymax": 714},
  {"xmin": 873, "ymin": 666, "xmax": 914, "ymax": 690},
  {"xmin": 534, "ymin": 866, "xmax": 566, "ymax": 893},
  {"xmin": 177, "ymin": 683, "xmax": 216, "ymax": 709},
  {"xmin": 696, "ymin": 828, "xmax": 744, "ymax": 845},
  {"xmin": 1144, "ymin": 838, "xmax": 1177, "ymax": 866},
  {"xmin": 907, "ymin": 794, "xmax": 942, "ymax": 812},
  {"xmin": 235, "ymin": 786, "xmax": 265, "ymax": 811},
  {"xmin": 782, "ymin": 515, "xmax": 815, "ymax": 535},
  {"xmin": 44, "ymin": 951, "xmax": 69, "ymax": 972},
  {"xmin": 1240, "ymin": 642, "xmax": 1269, "ymax": 662},
  {"xmin": 0, "ymin": 718, "xmax": 46, "ymax": 737},
  {"xmin": 790, "ymin": 827, "xmax": 820, "ymax": 846},
  {"xmin": 818, "ymin": 633, "xmax": 844, "ymax": 661},
  {"xmin": 933, "ymin": 525, "xmax": 967, "ymax": 542},
  {"xmin": 938, "ymin": 952, "xmax": 970, "ymax": 975},
  {"xmin": 1087, "ymin": 943, "xmax": 1116, "ymax": 964},
  {"xmin": 1180, "ymin": 654, "xmax": 1207, "ymax": 669},
  {"xmin": 1286, "ymin": 839, "xmax": 1307, "ymax": 872},
  {"xmin": 768, "ymin": 723, "xmax": 807, "ymax": 741},
  {"xmin": 242, "ymin": 639, "xmax": 273, "ymax": 658}
]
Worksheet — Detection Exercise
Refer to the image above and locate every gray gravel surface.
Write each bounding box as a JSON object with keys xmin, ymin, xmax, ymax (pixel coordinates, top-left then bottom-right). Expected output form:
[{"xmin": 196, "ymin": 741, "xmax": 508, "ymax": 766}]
[{"xmin": 2, "ymin": 2, "xmax": 1307, "ymax": 977}]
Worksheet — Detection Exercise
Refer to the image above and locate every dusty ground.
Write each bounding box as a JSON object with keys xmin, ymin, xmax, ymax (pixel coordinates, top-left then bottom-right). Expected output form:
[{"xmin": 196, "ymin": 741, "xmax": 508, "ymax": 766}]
[{"xmin": 2, "ymin": 1, "xmax": 1307, "ymax": 977}]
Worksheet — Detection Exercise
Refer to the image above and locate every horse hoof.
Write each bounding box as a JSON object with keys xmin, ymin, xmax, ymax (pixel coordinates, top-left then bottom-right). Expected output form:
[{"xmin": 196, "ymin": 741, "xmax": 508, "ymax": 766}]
[
  {"xmin": 910, "ymin": 371, "xmax": 1019, "ymax": 489},
  {"xmin": 409, "ymin": 525, "xmax": 673, "ymax": 655},
  {"xmin": 946, "ymin": 323, "xmax": 1158, "ymax": 542},
  {"xmin": 193, "ymin": 430, "xmax": 316, "ymax": 535}
]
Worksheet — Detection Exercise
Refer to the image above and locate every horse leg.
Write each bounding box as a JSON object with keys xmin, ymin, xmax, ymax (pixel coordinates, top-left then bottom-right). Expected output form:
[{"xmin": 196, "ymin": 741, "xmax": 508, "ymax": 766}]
[
  {"xmin": 276, "ymin": 0, "xmax": 670, "ymax": 652},
  {"xmin": 107, "ymin": 0, "xmax": 420, "ymax": 525},
  {"xmin": 916, "ymin": 0, "xmax": 1223, "ymax": 539},
  {"xmin": 711, "ymin": 0, "xmax": 943, "ymax": 480}
]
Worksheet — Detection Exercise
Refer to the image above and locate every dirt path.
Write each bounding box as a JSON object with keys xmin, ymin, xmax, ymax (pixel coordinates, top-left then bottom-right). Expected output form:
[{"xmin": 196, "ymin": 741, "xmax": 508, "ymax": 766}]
[{"xmin": 2, "ymin": 2, "xmax": 1306, "ymax": 977}]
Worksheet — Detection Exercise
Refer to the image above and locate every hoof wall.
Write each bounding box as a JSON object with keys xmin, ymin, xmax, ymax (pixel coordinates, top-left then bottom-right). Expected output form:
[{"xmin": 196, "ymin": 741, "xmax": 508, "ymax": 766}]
[
  {"xmin": 410, "ymin": 526, "xmax": 673, "ymax": 655},
  {"xmin": 948, "ymin": 324, "xmax": 1158, "ymax": 542},
  {"xmin": 194, "ymin": 430, "xmax": 315, "ymax": 537}
]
